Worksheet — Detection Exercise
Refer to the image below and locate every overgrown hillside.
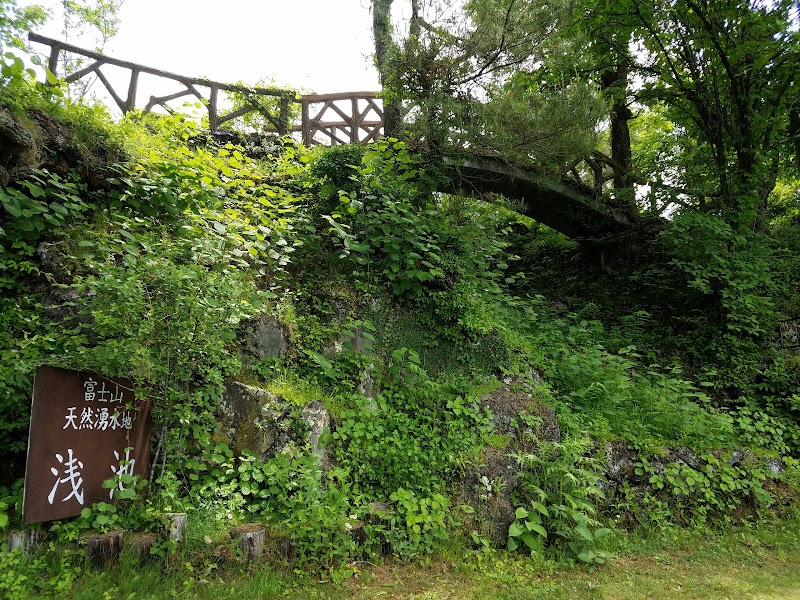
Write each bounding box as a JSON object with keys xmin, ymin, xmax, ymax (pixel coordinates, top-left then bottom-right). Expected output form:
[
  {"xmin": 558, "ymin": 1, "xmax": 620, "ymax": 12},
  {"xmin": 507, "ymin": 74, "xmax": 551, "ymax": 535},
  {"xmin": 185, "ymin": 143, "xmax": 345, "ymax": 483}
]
[{"xmin": 0, "ymin": 44, "xmax": 799, "ymax": 597}]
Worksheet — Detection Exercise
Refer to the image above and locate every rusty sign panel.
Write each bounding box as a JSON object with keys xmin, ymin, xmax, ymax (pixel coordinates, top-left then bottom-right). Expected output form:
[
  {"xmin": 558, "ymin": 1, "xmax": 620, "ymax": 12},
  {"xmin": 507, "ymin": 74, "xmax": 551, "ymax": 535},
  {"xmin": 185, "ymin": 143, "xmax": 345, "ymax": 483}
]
[{"xmin": 23, "ymin": 366, "xmax": 152, "ymax": 524}]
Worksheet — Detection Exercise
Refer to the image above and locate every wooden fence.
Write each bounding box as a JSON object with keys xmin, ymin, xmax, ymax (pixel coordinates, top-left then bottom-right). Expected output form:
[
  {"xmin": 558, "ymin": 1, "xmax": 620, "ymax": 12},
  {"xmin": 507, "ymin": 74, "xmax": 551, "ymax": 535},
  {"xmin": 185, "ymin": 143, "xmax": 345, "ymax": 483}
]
[{"xmin": 29, "ymin": 33, "xmax": 384, "ymax": 145}]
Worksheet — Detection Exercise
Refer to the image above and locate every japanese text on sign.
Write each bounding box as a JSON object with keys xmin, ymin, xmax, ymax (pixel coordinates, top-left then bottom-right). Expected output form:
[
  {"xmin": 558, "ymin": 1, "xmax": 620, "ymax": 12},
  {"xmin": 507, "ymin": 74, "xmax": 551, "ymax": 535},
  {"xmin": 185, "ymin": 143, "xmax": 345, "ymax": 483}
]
[{"xmin": 23, "ymin": 366, "xmax": 152, "ymax": 523}]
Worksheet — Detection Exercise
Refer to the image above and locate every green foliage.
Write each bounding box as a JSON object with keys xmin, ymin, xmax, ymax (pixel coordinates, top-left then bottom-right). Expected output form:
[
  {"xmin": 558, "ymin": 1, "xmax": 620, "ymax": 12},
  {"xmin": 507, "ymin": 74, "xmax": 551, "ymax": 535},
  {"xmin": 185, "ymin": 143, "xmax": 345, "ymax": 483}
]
[
  {"xmin": 0, "ymin": 26, "xmax": 798, "ymax": 587},
  {"xmin": 732, "ymin": 401, "xmax": 800, "ymax": 456},
  {"xmin": 663, "ymin": 212, "xmax": 775, "ymax": 340},
  {"xmin": 222, "ymin": 79, "xmax": 298, "ymax": 135},
  {"xmin": 513, "ymin": 436, "xmax": 612, "ymax": 564},
  {"xmin": 0, "ymin": 168, "xmax": 93, "ymax": 255},
  {"xmin": 384, "ymin": 0, "xmax": 605, "ymax": 165},
  {"xmin": 330, "ymin": 354, "xmax": 491, "ymax": 497},
  {"xmin": 309, "ymin": 143, "xmax": 365, "ymax": 212},
  {"xmin": 471, "ymin": 76, "xmax": 606, "ymax": 167},
  {"xmin": 630, "ymin": 451, "xmax": 781, "ymax": 527},
  {"xmin": 0, "ymin": 48, "xmax": 56, "ymax": 114},
  {"xmin": 387, "ymin": 487, "xmax": 452, "ymax": 558},
  {"xmin": 321, "ymin": 139, "xmax": 517, "ymax": 321},
  {"xmin": 0, "ymin": 1, "xmax": 47, "ymax": 52},
  {"xmin": 516, "ymin": 313, "xmax": 737, "ymax": 449},
  {"xmin": 506, "ymin": 505, "xmax": 546, "ymax": 555},
  {"xmin": 310, "ymin": 143, "xmax": 365, "ymax": 190},
  {"xmin": 0, "ymin": 542, "xmax": 84, "ymax": 600}
]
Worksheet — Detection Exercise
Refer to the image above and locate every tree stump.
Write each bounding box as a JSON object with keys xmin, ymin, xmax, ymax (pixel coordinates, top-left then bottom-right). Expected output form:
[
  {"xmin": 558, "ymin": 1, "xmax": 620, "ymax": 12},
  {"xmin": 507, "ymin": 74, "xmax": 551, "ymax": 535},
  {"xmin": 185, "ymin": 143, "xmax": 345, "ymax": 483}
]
[
  {"xmin": 261, "ymin": 529, "xmax": 294, "ymax": 562},
  {"xmin": 347, "ymin": 520, "xmax": 366, "ymax": 546},
  {"xmin": 368, "ymin": 502, "xmax": 394, "ymax": 522},
  {"xmin": 127, "ymin": 531, "xmax": 158, "ymax": 560},
  {"xmin": 6, "ymin": 530, "xmax": 26, "ymax": 552},
  {"xmin": 230, "ymin": 523, "xmax": 266, "ymax": 563},
  {"xmin": 367, "ymin": 501, "xmax": 394, "ymax": 557},
  {"xmin": 86, "ymin": 530, "xmax": 123, "ymax": 569},
  {"xmin": 164, "ymin": 513, "xmax": 187, "ymax": 544},
  {"xmin": 6, "ymin": 528, "xmax": 45, "ymax": 552}
]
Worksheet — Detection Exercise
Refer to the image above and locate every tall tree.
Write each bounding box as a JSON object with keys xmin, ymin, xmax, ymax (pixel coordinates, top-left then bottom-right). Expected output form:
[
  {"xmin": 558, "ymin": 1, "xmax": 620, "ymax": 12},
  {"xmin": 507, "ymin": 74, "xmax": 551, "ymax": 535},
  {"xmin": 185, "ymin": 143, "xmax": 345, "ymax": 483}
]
[
  {"xmin": 372, "ymin": 0, "xmax": 402, "ymax": 137},
  {"xmin": 619, "ymin": 0, "xmax": 798, "ymax": 229},
  {"xmin": 374, "ymin": 0, "xmax": 606, "ymax": 162}
]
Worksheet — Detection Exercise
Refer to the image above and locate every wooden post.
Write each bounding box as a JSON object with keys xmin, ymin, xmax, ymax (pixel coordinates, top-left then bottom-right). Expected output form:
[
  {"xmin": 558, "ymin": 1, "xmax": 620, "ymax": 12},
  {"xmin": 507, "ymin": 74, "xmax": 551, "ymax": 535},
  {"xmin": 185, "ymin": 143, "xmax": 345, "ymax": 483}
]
[
  {"xmin": 368, "ymin": 502, "xmax": 394, "ymax": 556},
  {"xmin": 351, "ymin": 96, "xmax": 360, "ymax": 143},
  {"xmin": 47, "ymin": 44, "xmax": 60, "ymax": 83},
  {"xmin": 230, "ymin": 523, "xmax": 266, "ymax": 563},
  {"xmin": 86, "ymin": 530, "xmax": 123, "ymax": 568},
  {"xmin": 302, "ymin": 100, "xmax": 311, "ymax": 145},
  {"xmin": 6, "ymin": 530, "xmax": 26, "ymax": 552},
  {"xmin": 125, "ymin": 69, "xmax": 140, "ymax": 113},
  {"xmin": 208, "ymin": 86, "xmax": 219, "ymax": 131},
  {"xmin": 278, "ymin": 97, "xmax": 290, "ymax": 136},
  {"xmin": 164, "ymin": 512, "xmax": 187, "ymax": 544}
]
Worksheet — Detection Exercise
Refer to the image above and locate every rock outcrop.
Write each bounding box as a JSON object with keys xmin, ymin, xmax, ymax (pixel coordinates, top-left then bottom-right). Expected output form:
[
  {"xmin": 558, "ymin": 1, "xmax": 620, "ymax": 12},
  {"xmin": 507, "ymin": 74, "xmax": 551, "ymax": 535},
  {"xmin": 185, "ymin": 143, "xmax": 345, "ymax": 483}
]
[{"xmin": 219, "ymin": 380, "xmax": 330, "ymax": 467}]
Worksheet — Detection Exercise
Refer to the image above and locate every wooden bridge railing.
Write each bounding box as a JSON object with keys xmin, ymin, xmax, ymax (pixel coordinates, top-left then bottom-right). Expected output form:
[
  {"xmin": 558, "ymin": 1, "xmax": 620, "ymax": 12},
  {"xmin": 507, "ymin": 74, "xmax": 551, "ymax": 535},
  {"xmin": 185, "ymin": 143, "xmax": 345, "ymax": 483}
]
[
  {"xmin": 292, "ymin": 91, "xmax": 383, "ymax": 146},
  {"xmin": 28, "ymin": 33, "xmax": 384, "ymax": 144},
  {"xmin": 27, "ymin": 34, "xmax": 639, "ymax": 240}
]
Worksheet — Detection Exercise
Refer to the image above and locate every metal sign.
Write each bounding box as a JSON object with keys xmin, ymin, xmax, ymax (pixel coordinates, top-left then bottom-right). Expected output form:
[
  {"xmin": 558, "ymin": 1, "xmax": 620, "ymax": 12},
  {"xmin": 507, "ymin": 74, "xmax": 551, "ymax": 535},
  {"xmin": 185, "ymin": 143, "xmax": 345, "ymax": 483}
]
[{"xmin": 23, "ymin": 366, "xmax": 152, "ymax": 524}]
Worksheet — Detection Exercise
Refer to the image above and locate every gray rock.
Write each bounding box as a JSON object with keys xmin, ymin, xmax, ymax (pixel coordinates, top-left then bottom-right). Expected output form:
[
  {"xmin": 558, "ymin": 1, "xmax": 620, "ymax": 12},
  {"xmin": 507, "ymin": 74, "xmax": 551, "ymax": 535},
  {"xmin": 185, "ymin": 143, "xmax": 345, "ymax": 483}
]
[
  {"xmin": 528, "ymin": 369, "xmax": 544, "ymax": 386},
  {"xmin": 357, "ymin": 366, "xmax": 378, "ymax": 409},
  {"xmin": 0, "ymin": 108, "xmax": 36, "ymax": 184},
  {"xmin": 605, "ymin": 441, "xmax": 640, "ymax": 483},
  {"xmin": 597, "ymin": 478, "xmax": 619, "ymax": 503},
  {"xmin": 764, "ymin": 457, "xmax": 784, "ymax": 474},
  {"xmin": 666, "ymin": 446, "xmax": 701, "ymax": 470},
  {"xmin": 777, "ymin": 320, "xmax": 799, "ymax": 349},
  {"xmin": 727, "ymin": 449, "xmax": 745, "ymax": 467},
  {"xmin": 480, "ymin": 377, "xmax": 559, "ymax": 447},
  {"xmin": 302, "ymin": 400, "xmax": 331, "ymax": 469},
  {"xmin": 238, "ymin": 316, "xmax": 288, "ymax": 362},
  {"xmin": 321, "ymin": 344, "xmax": 338, "ymax": 361},
  {"xmin": 536, "ymin": 403, "xmax": 560, "ymax": 443},
  {"xmin": 37, "ymin": 242, "xmax": 70, "ymax": 278},
  {"xmin": 460, "ymin": 448, "xmax": 520, "ymax": 547},
  {"xmin": 41, "ymin": 284, "xmax": 96, "ymax": 340},
  {"xmin": 220, "ymin": 381, "xmax": 293, "ymax": 460},
  {"xmin": 220, "ymin": 380, "xmax": 332, "ymax": 465},
  {"xmin": 481, "ymin": 383, "xmax": 534, "ymax": 437}
]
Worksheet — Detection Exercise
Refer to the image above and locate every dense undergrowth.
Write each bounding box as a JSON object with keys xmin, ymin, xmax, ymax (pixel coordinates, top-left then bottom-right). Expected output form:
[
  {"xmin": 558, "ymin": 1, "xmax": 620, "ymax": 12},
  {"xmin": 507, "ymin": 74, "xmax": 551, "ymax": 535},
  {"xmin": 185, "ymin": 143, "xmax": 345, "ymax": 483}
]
[{"xmin": 0, "ymin": 54, "xmax": 799, "ymax": 597}]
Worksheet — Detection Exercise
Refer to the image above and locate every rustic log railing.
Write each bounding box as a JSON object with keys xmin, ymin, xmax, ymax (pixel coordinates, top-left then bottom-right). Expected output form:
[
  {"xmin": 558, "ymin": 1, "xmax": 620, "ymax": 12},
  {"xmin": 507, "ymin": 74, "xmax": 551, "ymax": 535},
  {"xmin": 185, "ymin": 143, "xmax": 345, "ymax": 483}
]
[
  {"xmin": 293, "ymin": 91, "xmax": 383, "ymax": 146},
  {"xmin": 28, "ymin": 33, "xmax": 384, "ymax": 144}
]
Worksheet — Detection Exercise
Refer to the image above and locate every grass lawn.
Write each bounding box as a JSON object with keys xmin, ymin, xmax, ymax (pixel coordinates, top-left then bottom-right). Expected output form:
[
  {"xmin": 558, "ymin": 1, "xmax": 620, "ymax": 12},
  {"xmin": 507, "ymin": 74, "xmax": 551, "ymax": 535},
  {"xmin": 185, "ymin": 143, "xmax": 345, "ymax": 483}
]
[{"xmin": 56, "ymin": 513, "xmax": 800, "ymax": 600}]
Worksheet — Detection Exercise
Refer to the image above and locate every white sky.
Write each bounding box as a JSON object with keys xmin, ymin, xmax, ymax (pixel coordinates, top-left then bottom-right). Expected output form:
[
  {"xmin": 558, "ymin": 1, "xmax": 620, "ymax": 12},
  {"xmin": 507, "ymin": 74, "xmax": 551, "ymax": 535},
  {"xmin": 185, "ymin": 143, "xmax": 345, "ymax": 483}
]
[{"xmin": 24, "ymin": 0, "xmax": 381, "ymax": 111}]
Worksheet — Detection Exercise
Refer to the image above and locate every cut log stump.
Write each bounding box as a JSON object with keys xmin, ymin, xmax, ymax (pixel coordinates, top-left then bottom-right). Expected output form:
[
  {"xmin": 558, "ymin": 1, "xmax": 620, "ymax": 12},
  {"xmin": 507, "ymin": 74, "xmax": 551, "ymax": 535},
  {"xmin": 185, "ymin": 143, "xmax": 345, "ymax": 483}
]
[
  {"xmin": 86, "ymin": 530, "xmax": 123, "ymax": 569},
  {"xmin": 6, "ymin": 529, "xmax": 45, "ymax": 552},
  {"xmin": 164, "ymin": 512, "xmax": 187, "ymax": 544},
  {"xmin": 367, "ymin": 501, "xmax": 395, "ymax": 557},
  {"xmin": 6, "ymin": 530, "xmax": 26, "ymax": 552},
  {"xmin": 127, "ymin": 531, "xmax": 158, "ymax": 560},
  {"xmin": 230, "ymin": 523, "xmax": 266, "ymax": 563}
]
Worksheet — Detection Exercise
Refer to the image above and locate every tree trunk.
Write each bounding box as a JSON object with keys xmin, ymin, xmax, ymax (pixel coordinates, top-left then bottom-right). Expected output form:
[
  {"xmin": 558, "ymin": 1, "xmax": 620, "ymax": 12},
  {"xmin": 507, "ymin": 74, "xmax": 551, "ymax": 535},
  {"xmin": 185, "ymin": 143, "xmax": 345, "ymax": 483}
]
[
  {"xmin": 790, "ymin": 100, "xmax": 800, "ymax": 174},
  {"xmin": 373, "ymin": 0, "xmax": 401, "ymax": 137},
  {"xmin": 600, "ymin": 63, "xmax": 634, "ymax": 190}
]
